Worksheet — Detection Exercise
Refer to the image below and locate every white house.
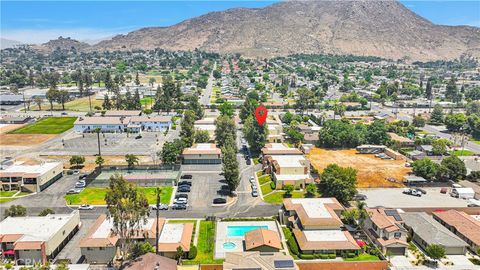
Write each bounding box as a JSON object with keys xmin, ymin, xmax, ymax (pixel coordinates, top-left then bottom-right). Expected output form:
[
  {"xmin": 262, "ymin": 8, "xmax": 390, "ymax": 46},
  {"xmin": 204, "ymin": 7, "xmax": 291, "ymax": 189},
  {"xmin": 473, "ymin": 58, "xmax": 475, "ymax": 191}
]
[{"xmin": 451, "ymin": 187, "xmax": 475, "ymax": 199}]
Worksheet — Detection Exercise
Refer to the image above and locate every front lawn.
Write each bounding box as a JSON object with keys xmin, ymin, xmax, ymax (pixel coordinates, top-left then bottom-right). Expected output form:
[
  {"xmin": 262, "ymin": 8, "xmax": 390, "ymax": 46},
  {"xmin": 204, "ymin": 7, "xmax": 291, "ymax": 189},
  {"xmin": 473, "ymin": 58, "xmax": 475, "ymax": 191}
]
[
  {"xmin": 65, "ymin": 186, "xmax": 173, "ymax": 205},
  {"xmin": 183, "ymin": 220, "xmax": 223, "ymax": 265},
  {"xmin": 0, "ymin": 191, "xmax": 17, "ymax": 197},
  {"xmin": 258, "ymin": 175, "xmax": 271, "ymax": 185},
  {"xmin": 449, "ymin": 149, "xmax": 475, "ymax": 156},
  {"xmin": 253, "ymin": 157, "xmax": 261, "ymax": 165},
  {"xmin": 263, "ymin": 191, "xmax": 306, "ymax": 204},
  {"xmin": 260, "ymin": 182, "xmax": 274, "ymax": 195},
  {"xmin": 10, "ymin": 117, "xmax": 77, "ymax": 134},
  {"xmin": 344, "ymin": 253, "xmax": 380, "ymax": 261}
]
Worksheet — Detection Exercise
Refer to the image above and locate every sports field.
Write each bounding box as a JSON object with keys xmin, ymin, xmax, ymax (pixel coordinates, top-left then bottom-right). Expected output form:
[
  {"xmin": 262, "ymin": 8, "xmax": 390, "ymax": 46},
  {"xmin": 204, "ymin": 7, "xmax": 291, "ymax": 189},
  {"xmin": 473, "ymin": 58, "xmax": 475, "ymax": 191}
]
[
  {"xmin": 9, "ymin": 117, "xmax": 76, "ymax": 134},
  {"xmin": 308, "ymin": 148, "xmax": 410, "ymax": 188},
  {"xmin": 29, "ymin": 97, "xmax": 103, "ymax": 112}
]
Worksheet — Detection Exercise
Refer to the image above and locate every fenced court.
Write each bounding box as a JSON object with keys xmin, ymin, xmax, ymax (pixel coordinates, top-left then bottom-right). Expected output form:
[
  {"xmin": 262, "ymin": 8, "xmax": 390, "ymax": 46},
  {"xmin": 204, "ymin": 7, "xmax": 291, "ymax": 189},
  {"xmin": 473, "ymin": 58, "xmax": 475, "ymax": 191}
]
[{"xmin": 89, "ymin": 166, "xmax": 181, "ymax": 187}]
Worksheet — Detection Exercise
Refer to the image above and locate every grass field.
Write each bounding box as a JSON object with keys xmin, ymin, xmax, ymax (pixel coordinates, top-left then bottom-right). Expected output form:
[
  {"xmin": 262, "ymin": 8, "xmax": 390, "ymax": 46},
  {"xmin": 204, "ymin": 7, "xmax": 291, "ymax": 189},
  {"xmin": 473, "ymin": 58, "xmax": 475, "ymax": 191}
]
[
  {"xmin": 0, "ymin": 191, "xmax": 17, "ymax": 197},
  {"xmin": 183, "ymin": 220, "xmax": 223, "ymax": 265},
  {"xmin": 28, "ymin": 97, "xmax": 103, "ymax": 112},
  {"xmin": 258, "ymin": 175, "xmax": 271, "ymax": 185},
  {"xmin": 10, "ymin": 117, "xmax": 76, "ymax": 134},
  {"xmin": 64, "ymin": 186, "xmax": 173, "ymax": 205},
  {"xmin": 263, "ymin": 191, "xmax": 306, "ymax": 204},
  {"xmin": 308, "ymin": 148, "xmax": 409, "ymax": 188},
  {"xmin": 345, "ymin": 253, "xmax": 380, "ymax": 261},
  {"xmin": 449, "ymin": 149, "xmax": 475, "ymax": 156},
  {"xmin": 0, "ymin": 191, "xmax": 29, "ymax": 204}
]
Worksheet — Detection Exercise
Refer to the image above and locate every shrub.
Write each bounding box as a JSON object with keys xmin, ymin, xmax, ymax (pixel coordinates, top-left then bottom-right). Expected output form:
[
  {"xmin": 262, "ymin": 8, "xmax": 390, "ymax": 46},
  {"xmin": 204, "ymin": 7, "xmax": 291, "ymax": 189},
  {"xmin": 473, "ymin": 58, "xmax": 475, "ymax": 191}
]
[
  {"xmin": 270, "ymin": 181, "xmax": 276, "ymax": 190},
  {"xmin": 328, "ymin": 253, "xmax": 336, "ymax": 259},
  {"xmin": 287, "ymin": 235, "xmax": 299, "ymax": 255},
  {"xmin": 188, "ymin": 245, "xmax": 197, "ymax": 259},
  {"xmin": 319, "ymin": 254, "xmax": 328, "ymax": 259},
  {"xmin": 347, "ymin": 252, "xmax": 356, "ymax": 258},
  {"xmin": 299, "ymin": 254, "xmax": 314, "ymax": 260}
]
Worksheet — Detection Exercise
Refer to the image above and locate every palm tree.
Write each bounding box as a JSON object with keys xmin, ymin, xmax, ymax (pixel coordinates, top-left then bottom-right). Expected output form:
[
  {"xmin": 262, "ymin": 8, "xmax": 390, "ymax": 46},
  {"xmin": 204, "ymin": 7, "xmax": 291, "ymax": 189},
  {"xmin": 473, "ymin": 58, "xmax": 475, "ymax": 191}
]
[{"xmin": 125, "ymin": 154, "xmax": 139, "ymax": 169}]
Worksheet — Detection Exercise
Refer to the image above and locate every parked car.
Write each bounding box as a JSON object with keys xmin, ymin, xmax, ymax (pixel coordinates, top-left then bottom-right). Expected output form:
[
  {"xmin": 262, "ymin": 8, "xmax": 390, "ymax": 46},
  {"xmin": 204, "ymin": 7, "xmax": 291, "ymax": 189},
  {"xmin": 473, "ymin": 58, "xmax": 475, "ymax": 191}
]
[
  {"xmin": 171, "ymin": 204, "xmax": 187, "ymax": 210},
  {"xmin": 175, "ymin": 193, "xmax": 188, "ymax": 199},
  {"xmin": 72, "ymin": 170, "xmax": 80, "ymax": 175},
  {"xmin": 353, "ymin": 194, "xmax": 367, "ymax": 200},
  {"xmin": 174, "ymin": 198, "xmax": 188, "ymax": 204},
  {"xmin": 178, "ymin": 181, "xmax": 192, "ymax": 186},
  {"xmin": 246, "ymin": 159, "xmax": 251, "ymax": 165},
  {"xmin": 249, "ymin": 176, "xmax": 255, "ymax": 183},
  {"xmin": 78, "ymin": 204, "xmax": 94, "ymax": 210},
  {"xmin": 403, "ymin": 188, "xmax": 421, "ymax": 197},
  {"xmin": 75, "ymin": 182, "xmax": 86, "ymax": 188},
  {"xmin": 66, "ymin": 188, "xmax": 82, "ymax": 195},
  {"xmin": 181, "ymin": 174, "xmax": 193, "ymax": 179},
  {"xmin": 61, "ymin": 112, "xmax": 68, "ymax": 115},
  {"xmin": 213, "ymin": 198, "xmax": 227, "ymax": 204},
  {"xmin": 178, "ymin": 186, "xmax": 191, "ymax": 192},
  {"xmin": 135, "ymin": 135, "xmax": 142, "ymax": 139},
  {"xmin": 440, "ymin": 187, "xmax": 448, "ymax": 194},
  {"xmin": 415, "ymin": 188, "xmax": 427, "ymax": 194},
  {"xmin": 252, "ymin": 190, "xmax": 258, "ymax": 197},
  {"xmin": 151, "ymin": 204, "xmax": 169, "ymax": 210},
  {"xmin": 66, "ymin": 170, "xmax": 74, "ymax": 175},
  {"xmin": 79, "ymin": 174, "xmax": 88, "ymax": 180}
]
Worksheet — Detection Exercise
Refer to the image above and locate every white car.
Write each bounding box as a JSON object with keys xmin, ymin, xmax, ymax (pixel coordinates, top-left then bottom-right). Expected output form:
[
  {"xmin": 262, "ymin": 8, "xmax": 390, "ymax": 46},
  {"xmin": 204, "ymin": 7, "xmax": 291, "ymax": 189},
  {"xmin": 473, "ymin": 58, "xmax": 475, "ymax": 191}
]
[
  {"xmin": 75, "ymin": 182, "xmax": 86, "ymax": 188},
  {"xmin": 249, "ymin": 176, "xmax": 255, "ymax": 183},
  {"xmin": 78, "ymin": 204, "xmax": 94, "ymax": 210},
  {"xmin": 174, "ymin": 198, "xmax": 188, "ymax": 204},
  {"xmin": 66, "ymin": 188, "xmax": 83, "ymax": 195}
]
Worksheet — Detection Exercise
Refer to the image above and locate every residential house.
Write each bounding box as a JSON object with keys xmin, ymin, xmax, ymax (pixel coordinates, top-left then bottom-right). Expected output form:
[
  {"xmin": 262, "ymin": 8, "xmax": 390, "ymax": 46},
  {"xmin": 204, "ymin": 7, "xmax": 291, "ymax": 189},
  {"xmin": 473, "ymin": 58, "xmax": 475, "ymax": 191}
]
[
  {"xmin": 433, "ymin": 210, "xmax": 480, "ymax": 254},
  {"xmin": 122, "ymin": 253, "xmax": 177, "ymax": 270},
  {"xmin": 281, "ymin": 198, "xmax": 360, "ymax": 256},
  {"xmin": 0, "ymin": 161, "xmax": 63, "ymax": 192},
  {"xmin": 244, "ymin": 228, "xmax": 282, "ymax": 252},
  {"xmin": 388, "ymin": 133, "xmax": 414, "ymax": 147},
  {"xmin": 194, "ymin": 117, "xmax": 216, "ymax": 141},
  {"xmin": 0, "ymin": 211, "xmax": 80, "ymax": 265},
  {"xmin": 266, "ymin": 116, "xmax": 283, "ymax": 143},
  {"xmin": 223, "ymin": 252, "xmax": 298, "ymax": 270},
  {"xmin": 182, "ymin": 143, "xmax": 222, "ymax": 164},
  {"xmin": 103, "ymin": 110, "xmax": 142, "ymax": 117},
  {"xmin": 401, "ymin": 212, "xmax": 468, "ymax": 255},
  {"xmin": 363, "ymin": 208, "xmax": 408, "ymax": 255}
]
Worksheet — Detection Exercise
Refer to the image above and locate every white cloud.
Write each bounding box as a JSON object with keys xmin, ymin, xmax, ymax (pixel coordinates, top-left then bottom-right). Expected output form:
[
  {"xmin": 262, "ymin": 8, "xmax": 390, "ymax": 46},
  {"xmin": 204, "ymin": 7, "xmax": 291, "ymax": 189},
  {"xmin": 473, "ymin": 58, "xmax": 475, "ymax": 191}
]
[{"xmin": 0, "ymin": 27, "xmax": 136, "ymax": 44}]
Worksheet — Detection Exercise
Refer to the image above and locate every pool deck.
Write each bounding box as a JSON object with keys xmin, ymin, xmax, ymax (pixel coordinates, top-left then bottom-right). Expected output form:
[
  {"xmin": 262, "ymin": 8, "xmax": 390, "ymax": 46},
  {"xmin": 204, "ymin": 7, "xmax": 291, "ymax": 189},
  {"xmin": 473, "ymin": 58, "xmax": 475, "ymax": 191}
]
[{"xmin": 214, "ymin": 220, "xmax": 279, "ymax": 259}]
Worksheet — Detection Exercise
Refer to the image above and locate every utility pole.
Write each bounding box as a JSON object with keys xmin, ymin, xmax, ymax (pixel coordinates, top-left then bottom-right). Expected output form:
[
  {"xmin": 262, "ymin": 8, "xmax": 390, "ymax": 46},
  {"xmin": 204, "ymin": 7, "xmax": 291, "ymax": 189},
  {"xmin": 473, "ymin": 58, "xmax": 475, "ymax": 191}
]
[
  {"xmin": 155, "ymin": 187, "xmax": 161, "ymax": 254},
  {"xmin": 22, "ymin": 88, "xmax": 27, "ymax": 113},
  {"xmin": 95, "ymin": 128, "xmax": 101, "ymax": 156}
]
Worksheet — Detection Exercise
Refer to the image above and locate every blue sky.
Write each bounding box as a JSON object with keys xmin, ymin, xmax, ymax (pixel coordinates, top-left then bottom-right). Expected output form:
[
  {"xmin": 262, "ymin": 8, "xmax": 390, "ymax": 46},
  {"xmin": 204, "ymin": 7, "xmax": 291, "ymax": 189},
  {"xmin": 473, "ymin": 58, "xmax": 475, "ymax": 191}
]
[{"xmin": 1, "ymin": 1, "xmax": 479, "ymax": 44}]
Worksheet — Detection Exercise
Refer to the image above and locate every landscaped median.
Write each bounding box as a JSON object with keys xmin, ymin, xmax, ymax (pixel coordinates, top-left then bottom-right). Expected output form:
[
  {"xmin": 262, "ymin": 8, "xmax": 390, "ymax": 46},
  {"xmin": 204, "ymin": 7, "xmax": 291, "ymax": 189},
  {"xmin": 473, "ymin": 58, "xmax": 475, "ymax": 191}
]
[{"xmin": 64, "ymin": 186, "xmax": 173, "ymax": 205}]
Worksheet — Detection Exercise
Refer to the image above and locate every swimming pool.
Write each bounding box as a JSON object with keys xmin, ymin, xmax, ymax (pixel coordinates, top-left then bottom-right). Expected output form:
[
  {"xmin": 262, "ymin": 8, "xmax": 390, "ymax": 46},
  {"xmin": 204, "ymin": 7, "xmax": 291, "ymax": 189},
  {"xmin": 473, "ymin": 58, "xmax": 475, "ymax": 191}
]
[
  {"xmin": 226, "ymin": 225, "xmax": 268, "ymax": 237},
  {"xmin": 223, "ymin": 242, "xmax": 237, "ymax": 250}
]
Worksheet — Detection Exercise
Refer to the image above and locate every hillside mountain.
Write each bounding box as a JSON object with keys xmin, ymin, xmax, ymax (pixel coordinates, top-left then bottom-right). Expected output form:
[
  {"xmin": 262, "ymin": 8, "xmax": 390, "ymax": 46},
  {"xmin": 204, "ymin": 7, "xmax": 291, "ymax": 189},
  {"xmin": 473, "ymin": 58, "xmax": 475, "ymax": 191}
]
[
  {"xmin": 34, "ymin": 36, "xmax": 91, "ymax": 52},
  {"xmin": 44, "ymin": 1, "xmax": 480, "ymax": 61}
]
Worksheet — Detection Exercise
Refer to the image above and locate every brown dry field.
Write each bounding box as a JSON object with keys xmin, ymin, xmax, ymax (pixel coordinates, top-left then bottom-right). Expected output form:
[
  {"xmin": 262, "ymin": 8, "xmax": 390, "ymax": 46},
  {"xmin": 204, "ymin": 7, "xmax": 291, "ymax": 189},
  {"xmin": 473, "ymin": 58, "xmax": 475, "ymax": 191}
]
[
  {"xmin": 0, "ymin": 133, "xmax": 56, "ymax": 146},
  {"xmin": 308, "ymin": 148, "xmax": 410, "ymax": 188},
  {"xmin": 0, "ymin": 124, "xmax": 25, "ymax": 133},
  {"xmin": 45, "ymin": 155, "xmax": 152, "ymax": 172}
]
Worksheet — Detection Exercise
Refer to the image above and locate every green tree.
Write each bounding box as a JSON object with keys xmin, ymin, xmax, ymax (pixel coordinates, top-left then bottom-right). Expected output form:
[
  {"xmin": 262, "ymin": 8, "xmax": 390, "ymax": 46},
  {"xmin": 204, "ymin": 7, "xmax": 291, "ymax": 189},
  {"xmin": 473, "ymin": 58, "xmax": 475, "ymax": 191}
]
[
  {"xmin": 125, "ymin": 154, "xmax": 139, "ymax": 169},
  {"xmin": 4, "ymin": 205, "xmax": 27, "ymax": 218},
  {"xmin": 102, "ymin": 94, "xmax": 112, "ymax": 110},
  {"xmin": 305, "ymin": 183, "xmax": 317, "ymax": 197},
  {"xmin": 105, "ymin": 174, "xmax": 149, "ymax": 260},
  {"xmin": 437, "ymin": 156, "xmax": 467, "ymax": 182},
  {"xmin": 129, "ymin": 242, "xmax": 154, "ymax": 259},
  {"xmin": 215, "ymin": 115, "xmax": 237, "ymax": 149},
  {"xmin": 321, "ymin": 164, "xmax": 357, "ymax": 204},
  {"xmin": 425, "ymin": 244, "xmax": 445, "ymax": 261},
  {"xmin": 160, "ymin": 139, "xmax": 184, "ymax": 165},
  {"xmin": 412, "ymin": 158, "xmax": 440, "ymax": 181},
  {"xmin": 218, "ymin": 100, "xmax": 234, "ymax": 117},
  {"xmin": 222, "ymin": 140, "xmax": 240, "ymax": 193},
  {"xmin": 95, "ymin": 156, "xmax": 105, "ymax": 168},
  {"xmin": 429, "ymin": 104, "xmax": 444, "ymax": 125},
  {"xmin": 46, "ymin": 88, "xmax": 59, "ymax": 111},
  {"xmin": 148, "ymin": 77, "xmax": 156, "ymax": 88},
  {"xmin": 243, "ymin": 115, "xmax": 268, "ymax": 154},
  {"xmin": 425, "ymin": 79, "xmax": 433, "ymax": 99},
  {"xmin": 433, "ymin": 138, "xmax": 450, "ymax": 155},
  {"xmin": 445, "ymin": 76, "xmax": 460, "ymax": 102},
  {"xmin": 175, "ymin": 246, "xmax": 184, "ymax": 261},
  {"xmin": 38, "ymin": 208, "xmax": 55, "ymax": 216},
  {"xmin": 69, "ymin": 155, "xmax": 85, "ymax": 168},
  {"xmin": 135, "ymin": 72, "xmax": 140, "ymax": 86},
  {"xmin": 467, "ymin": 113, "xmax": 480, "ymax": 139},
  {"xmin": 180, "ymin": 110, "xmax": 196, "ymax": 147},
  {"xmin": 56, "ymin": 90, "xmax": 70, "ymax": 110},
  {"xmin": 194, "ymin": 130, "xmax": 210, "ymax": 143},
  {"xmin": 295, "ymin": 87, "xmax": 315, "ymax": 111},
  {"xmin": 285, "ymin": 127, "xmax": 304, "ymax": 146},
  {"xmin": 332, "ymin": 103, "xmax": 346, "ymax": 120},
  {"xmin": 412, "ymin": 116, "xmax": 426, "ymax": 127},
  {"xmin": 318, "ymin": 119, "xmax": 367, "ymax": 148},
  {"xmin": 133, "ymin": 89, "xmax": 142, "ymax": 110},
  {"xmin": 366, "ymin": 120, "xmax": 390, "ymax": 145},
  {"xmin": 187, "ymin": 95, "xmax": 204, "ymax": 120},
  {"xmin": 283, "ymin": 184, "xmax": 294, "ymax": 197},
  {"xmin": 444, "ymin": 113, "xmax": 466, "ymax": 132},
  {"xmin": 188, "ymin": 245, "xmax": 198, "ymax": 259}
]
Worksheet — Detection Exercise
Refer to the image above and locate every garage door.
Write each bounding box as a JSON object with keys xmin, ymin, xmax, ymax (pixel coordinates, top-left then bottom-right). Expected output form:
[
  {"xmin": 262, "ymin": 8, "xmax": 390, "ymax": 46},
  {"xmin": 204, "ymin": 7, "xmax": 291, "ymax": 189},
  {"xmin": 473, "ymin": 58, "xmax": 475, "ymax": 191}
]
[{"xmin": 387, "ymin": 247, "xmax": 406, "ymax": 255}]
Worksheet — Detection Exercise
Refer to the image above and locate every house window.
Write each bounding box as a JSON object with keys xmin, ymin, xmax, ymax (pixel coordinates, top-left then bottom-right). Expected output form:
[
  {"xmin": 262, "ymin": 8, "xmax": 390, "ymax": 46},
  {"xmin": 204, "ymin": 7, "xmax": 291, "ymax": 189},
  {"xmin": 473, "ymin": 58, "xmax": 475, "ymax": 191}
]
[{"xmin": 394, "ymin": 232, "xmax": 401, "ymax": 239}]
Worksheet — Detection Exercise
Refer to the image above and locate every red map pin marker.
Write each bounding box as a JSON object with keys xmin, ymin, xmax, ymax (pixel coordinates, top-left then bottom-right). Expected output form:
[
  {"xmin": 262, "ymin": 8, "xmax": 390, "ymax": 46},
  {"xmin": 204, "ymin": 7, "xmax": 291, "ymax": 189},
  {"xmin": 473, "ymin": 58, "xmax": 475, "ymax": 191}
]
[{"xmin": 255, "ymin": 105, "xmax": 268, "ymax": 126}]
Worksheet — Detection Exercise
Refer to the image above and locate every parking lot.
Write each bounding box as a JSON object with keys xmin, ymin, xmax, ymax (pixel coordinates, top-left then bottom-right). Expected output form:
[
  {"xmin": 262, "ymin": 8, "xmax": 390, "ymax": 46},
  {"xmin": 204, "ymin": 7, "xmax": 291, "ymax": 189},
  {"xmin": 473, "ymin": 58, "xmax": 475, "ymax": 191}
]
[
  {"xmin": 43, "ymin": 129, "xmax": 178, "ymax": 155},
  {"xmin": 176, "ymin": 170, "xmax": 227, "ymax": 211},
  {"xmin": 359, "ymin": 188, "xmax": 471, "ymax": 208}
]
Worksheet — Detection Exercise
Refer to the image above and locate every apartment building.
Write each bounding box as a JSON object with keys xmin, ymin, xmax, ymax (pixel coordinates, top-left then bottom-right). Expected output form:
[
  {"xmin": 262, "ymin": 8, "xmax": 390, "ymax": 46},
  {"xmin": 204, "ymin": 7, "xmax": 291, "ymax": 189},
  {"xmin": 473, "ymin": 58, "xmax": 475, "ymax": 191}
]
[
  {"xmin": 0, "ymin": 161, "xmax": 63, "ymax": 192},
  {"xmin": 182, "ymin": 143, "xmax": 222, "ymax": 164},
  {"xmin": 74, "ymin": 115, "xmax": 172, "ymax": 133},
  {"xmin": 281, "ymin": 198, "xmax": 360, "ymax": 256},
  {"xmin": 0, "ymin": 211, "xmax": 80, "ymax": 265},
  {"xmin": 363, "ymin": 208, "xmax": 408, "ymax": 255}
]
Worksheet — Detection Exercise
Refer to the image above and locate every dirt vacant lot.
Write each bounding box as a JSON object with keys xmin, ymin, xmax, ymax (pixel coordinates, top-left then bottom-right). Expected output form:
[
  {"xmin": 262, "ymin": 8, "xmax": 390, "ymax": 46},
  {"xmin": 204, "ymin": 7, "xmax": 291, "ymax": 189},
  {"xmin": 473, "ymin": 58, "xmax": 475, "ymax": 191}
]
[
  {"xmin": 0, "ymin": 134, "xmax": 56, "ymax": 146},
  {"xmin": 308, "ymin": 148, "xmax": 410, "ymax": 188}
]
